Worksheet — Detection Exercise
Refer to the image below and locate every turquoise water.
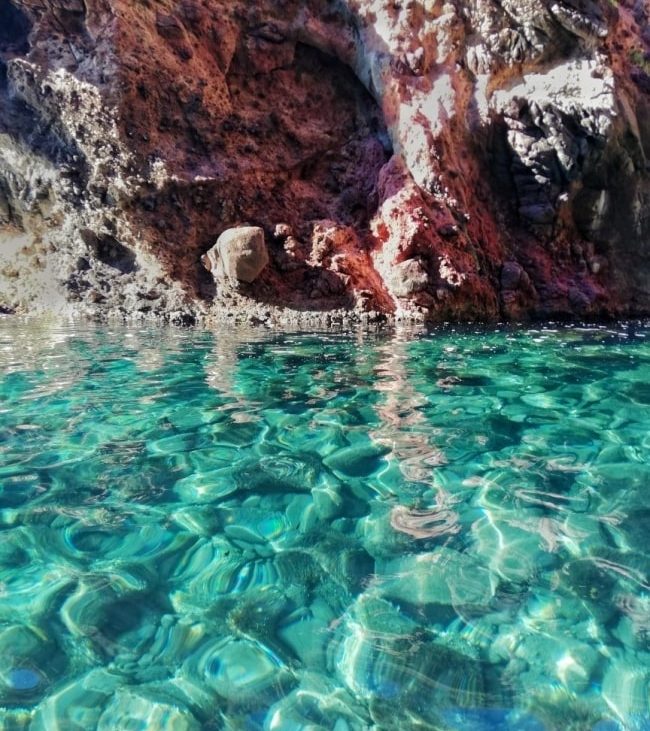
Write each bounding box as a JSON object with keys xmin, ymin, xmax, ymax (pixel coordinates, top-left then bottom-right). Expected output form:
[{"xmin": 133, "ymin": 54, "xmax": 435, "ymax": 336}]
[{"xmin": 0, "ymin": 319, "xmax": 649, "ymax": 730}]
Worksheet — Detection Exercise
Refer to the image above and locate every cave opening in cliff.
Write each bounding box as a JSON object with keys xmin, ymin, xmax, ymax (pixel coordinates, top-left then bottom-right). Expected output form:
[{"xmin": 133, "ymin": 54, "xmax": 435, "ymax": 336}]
[
  {"xmin": 220, "ymin": 40, "xmax": 392, "ymax": 234},
  {"xmin": 123, "ymin": 32, "xmax": 393, "ymax": 309},
  {"xmin": 0, "ymin": 0, "xmax": 31, "ymax": 54},
  {"xmin": 208, "ymin": 40, "xmax": 392, "ymax": 308}
]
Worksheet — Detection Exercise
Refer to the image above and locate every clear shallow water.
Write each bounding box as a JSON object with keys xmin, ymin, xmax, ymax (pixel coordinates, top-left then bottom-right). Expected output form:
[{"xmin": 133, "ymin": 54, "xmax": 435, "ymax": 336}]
[{"xmin": 0, "ymin": 319, "xmax": 649, "ymax": 730}]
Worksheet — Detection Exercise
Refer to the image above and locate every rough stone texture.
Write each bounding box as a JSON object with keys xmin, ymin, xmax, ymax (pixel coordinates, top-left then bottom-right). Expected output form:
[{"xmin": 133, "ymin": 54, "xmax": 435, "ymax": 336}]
[
  {"xmin": 0, "ymin": 0, "xmax": 647, "ymax": 324},
  {"xmin": 203, "ymin": 226, "xmax": 269, "ymax": 285},
  {"xmin": 386, "ymin": 258, "xmax": 429, "ymax": 298}
]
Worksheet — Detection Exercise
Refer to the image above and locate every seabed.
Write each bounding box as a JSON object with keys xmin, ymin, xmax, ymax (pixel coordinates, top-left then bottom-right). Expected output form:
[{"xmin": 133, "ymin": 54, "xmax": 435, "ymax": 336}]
[{"xmin": 0, "ymin": 318, "xmax": 649, "ymax": 730}]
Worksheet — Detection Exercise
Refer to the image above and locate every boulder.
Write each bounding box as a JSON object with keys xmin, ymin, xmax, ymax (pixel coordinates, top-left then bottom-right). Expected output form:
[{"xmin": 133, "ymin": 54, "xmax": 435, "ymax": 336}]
[{"xmin": 202, "ymin": 226, "xmax": 269, "ymax": 284}]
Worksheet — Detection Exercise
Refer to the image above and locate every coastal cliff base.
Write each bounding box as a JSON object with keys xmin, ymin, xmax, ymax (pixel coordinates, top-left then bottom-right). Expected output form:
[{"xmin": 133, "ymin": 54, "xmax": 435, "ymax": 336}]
[{"xmin": 0, "ymin": 0, "xmax": 648, "ymax": 324}]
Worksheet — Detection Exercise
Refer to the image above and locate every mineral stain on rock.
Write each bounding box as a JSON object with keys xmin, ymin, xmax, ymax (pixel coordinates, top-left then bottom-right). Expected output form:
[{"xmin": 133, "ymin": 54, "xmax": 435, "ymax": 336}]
[{"xmin": 0, "ymin": 0, "xmax": 647, "ymax": 323}]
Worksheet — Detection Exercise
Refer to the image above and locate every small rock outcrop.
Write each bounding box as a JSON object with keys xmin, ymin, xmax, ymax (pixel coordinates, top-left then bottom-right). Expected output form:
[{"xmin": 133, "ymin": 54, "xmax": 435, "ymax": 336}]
[
  {"xmin": 0, "ymin": 0, "xmax": 647, "ymax": 324},
  {"xmin": 202, "ymin": 227, "xmax": 269, "ymax": 286},
  {"xmin": 387, "ymin": 259, "xmax": 429, "ymax": 299}
]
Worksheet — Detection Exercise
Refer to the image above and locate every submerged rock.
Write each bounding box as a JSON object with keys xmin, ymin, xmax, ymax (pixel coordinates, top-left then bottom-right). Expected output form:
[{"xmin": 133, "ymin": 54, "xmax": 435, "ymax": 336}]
[
  {"xmin": 328, "ymin": 592, "xmax": 495, "ymax": 727},
  {"xmin": 602, "ymin": 661, "xmax": 650, "ymax": 717},
  {"xmin": 97, "ymin": 688, "xmax": 200, "ymax": 731},
  {"xmin": 323, "ymin": 443, "xmax": 391, "ymax": 479},
  {"xmin": 264, "ymin": 671, "xmax": 369, "ymax": 730},
  {"xmin": 0, "ymin": 624, "xmax": 62, "ymax": 706},
  {"xmin": 376, "ymin": 548, "xmax": 495, "ymax": 609},
  {"xmin": 31, "ymin": 668, "xmax": 121, "ymax": 731},
  {"xmin": 183, "ymin": 636, "xmax": 295, "ymax": 710}
]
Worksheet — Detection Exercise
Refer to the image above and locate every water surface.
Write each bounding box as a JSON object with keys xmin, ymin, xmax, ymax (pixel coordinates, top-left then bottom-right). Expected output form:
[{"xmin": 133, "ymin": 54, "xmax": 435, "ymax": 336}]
[{"xmin": 0, "ymin": 319, "xmax": 649, "ymax": 730}]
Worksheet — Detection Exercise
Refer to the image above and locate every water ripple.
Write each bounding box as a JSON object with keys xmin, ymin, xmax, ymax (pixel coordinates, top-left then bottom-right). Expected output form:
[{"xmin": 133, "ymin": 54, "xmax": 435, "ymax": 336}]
[{"xmin": 0, "ymin": 319, "xmax": 648, "ymax": 728}]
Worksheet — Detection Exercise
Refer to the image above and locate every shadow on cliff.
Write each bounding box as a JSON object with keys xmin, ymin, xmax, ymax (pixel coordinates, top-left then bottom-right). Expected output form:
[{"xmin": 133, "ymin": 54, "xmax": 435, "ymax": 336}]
[
  {"xmin": 126, "ymin": 35, "xmax": 392, "ymax": 313},
  {"xmin": 483, "ymin": 93, "xmax": 650, "ymax": 318},
  {"xmin": 0, "ymin": 0, "xmax": 31, "ymax": 54},
  {"xmin": 0, "ymin": 1, "xmax": 89, "ymax": 177},
  {"xmin": 0, "ymin": 83, "xmax": 88, "ymax": 177}
]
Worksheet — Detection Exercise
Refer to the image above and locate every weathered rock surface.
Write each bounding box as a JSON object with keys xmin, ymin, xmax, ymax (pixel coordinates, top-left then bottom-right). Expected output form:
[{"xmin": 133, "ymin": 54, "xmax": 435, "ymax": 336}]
[
  {"xmin": 0, "ymin": 0, "xmax": 647, "ymax": 324},
  {"xmin": 203, "ymin": 226, "xmax": 269, "ymax": 285}
]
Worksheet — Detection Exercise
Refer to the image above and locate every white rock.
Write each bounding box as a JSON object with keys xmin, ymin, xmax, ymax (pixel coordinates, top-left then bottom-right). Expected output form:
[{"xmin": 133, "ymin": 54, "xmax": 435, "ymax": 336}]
[{"xmin": 202, "ymin": 226, "xmax": 269, "ymax": 284}]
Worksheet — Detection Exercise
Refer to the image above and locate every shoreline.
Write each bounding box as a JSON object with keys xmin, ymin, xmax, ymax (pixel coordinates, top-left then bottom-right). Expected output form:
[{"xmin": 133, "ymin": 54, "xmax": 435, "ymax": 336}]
[{"xmin": 3, "ymin": 308, "xmax": 649, "ymax": 335}]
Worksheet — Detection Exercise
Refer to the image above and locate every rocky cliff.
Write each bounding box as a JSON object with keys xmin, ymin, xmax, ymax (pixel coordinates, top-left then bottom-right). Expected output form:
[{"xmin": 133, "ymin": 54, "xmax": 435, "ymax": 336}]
[{"xmin": 0, "ymin": 0, "xmax": 648, "ymax": 324}]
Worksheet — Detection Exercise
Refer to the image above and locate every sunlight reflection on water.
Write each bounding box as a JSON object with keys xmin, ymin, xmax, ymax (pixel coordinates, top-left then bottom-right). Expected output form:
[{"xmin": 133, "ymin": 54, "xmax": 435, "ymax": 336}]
[{"xmin": 0, "ymin": 318, "xmax": 649, "ymax": 729}]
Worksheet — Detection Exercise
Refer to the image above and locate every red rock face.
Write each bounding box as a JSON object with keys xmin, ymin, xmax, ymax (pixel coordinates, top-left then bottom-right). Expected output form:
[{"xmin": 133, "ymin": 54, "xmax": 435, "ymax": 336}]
[
  {"xmin": 117, "ymin": 8, "xmax": 393, "ymax": 312},
  {"xmin": 0, "ymin": 0, "xmax": 648, "ymax": 323}
]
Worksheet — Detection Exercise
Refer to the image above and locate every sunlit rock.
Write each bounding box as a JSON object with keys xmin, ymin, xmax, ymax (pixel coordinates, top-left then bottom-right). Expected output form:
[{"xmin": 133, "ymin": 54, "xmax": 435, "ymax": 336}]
[
  {"xmin": 0, "ymin": 0, "xmax": 647, "ymax": 322},
  {"xmin": 97, "ymin": 687, "xmax": 201, "ymax": 730},
  {"xmin": 202, "ymin": 227, "xmax": 269, "ymax": 285},
  {"xmin": 31, "ymin": 669, "xmax": 121, "ymax": 731},
  {"xmin": 376, "ymin": 548, "xmax": 495, "ymax": 609}
]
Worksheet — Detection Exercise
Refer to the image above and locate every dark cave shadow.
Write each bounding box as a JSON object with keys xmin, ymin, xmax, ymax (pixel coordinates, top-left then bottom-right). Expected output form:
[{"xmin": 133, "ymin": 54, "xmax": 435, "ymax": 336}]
[
  {"xmin": 0, "ymin": 0, "xmax": 31, "ymax": 53},
  {"xmin": 212, "ymin": 39, "xmax": 391, "ymax": 313},
  {"xmin": 128, "ymin": 31, "xmax": 393, "ymax": 313}
]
